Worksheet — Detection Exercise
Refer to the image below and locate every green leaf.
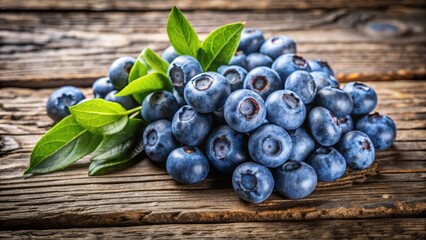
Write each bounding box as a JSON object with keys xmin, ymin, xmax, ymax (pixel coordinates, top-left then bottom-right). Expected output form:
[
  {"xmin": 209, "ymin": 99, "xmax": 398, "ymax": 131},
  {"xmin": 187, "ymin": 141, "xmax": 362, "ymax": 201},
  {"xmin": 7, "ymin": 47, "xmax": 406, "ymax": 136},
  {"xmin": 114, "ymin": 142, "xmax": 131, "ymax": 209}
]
[
  {"xmin": 167, "ymin": 6, "xmax": 200, "ymax": 57},
  {"xmin": 142, "ymin": 48, "xmax": 169, "ymax": 74},
  {"xmin": 91, "ymin": 119, "xmax": 144, "ymax": 162},
  {"xmin": 69, "ymin": 99, "xmax": 128, "ymax": 135},
  {"xmin": 25, "ymin": 115, "xmax": 102, "ymax": 175},
  {"xmin": 88, "ymin": 138, "xmax": 145, "ymax": 176},
  {"xmin": 116, "ymin": 72, "xmax": 173, "ymax": 98},
  {"xmin": 128, "ymin": 52, "xmax": 149, "ymax": 84},
  {"xmin": 197, "ymin": 22, "xmax": 244, "ymax": 71}
]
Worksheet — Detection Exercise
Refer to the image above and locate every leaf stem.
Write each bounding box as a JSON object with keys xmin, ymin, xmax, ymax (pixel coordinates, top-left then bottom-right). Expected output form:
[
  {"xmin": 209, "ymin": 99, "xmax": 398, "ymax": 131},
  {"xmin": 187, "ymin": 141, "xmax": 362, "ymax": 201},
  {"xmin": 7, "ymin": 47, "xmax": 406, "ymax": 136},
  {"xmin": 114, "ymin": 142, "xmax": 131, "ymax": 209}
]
[{"xmin": 126, "ymin": 106, "xmax": 142, "ymax": 116}]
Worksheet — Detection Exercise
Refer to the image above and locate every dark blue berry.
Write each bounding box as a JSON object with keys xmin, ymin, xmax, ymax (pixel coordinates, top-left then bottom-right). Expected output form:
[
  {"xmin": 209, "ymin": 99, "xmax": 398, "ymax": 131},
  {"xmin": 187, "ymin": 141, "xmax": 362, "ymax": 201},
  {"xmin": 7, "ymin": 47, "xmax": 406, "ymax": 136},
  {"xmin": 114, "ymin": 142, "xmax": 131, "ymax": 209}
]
[
  {"xmin": 109, "ymin": 56, "xmax": 135, "ymax": 90},
  {"xmin": 310, "ymin": 71, "xmax": 339, "ymax": 91},
  {"xmin": 288, "ymin": 128, "xmax": 315, "ymax": 162},
  {"xmin": 105, "ymin": 90, "xmax": 138, "ymax": 110},
  {"xmin": 338, "ymin": 131, "xmax": 375, "ymax": 170},
  {"xmin": 92, "ymin": 77, "xmax": 115, "ymax": 98},
  {"xmin": 339, "ymin": 115, "xmax": 354, "ymax": 134},
  {"xmin": 306, "ymin": 147, "xmax": 346, "ymax": 182},
  {"xmin": 265, "ymin": 90, "xmax": 306, "ymax": 130},
  {"xmin": 167, "ymin": 56, "xmax": 203, "ymax": 94},
  {"xmin": 143, "ymin": 120, "xmax": 179, "ymax": 163},
  {"xmin": 307, "ymin": 60, "xmax": 334, "ymax": 77},
  {"xmin": 142, "ymin": 90, "xmax": 179, "ymax": 123},
  {"xmin": 229, "ymin": 50, "xmax": 248, "ymax": 69},
  {"xmin": 237, "ymin": 28, "xmax": 265, "ymax": 54},
  {"xmin": 272, "ymin": 54, "xmax": 311, "ymax": 83},
  {"xmin": 244, "ymin": 67, "xmax": 283, "ymax": 100},
  {"xmin": 224, "ymin": 90, "xmax": 266, "ymax": 133},
  {"xmin": 248, "ymin": 124, "xmax": 293, "ymax": 168},
  {"xmin": 285, "ymin": 70, "xmax": 317, "ymax": 104},
  {"xmin": 232, "ymin": 162, "xmax": 274, "ymax": 203},
  {"xmin": 166, "ymin": 146, "xmax": 209, "ymax": 185},
  {"xmin": 356, "ymin": 112, "xmax": 397, "ymax": 150},
  {"xmin": 343, "ymin": 82, "xmax": 378, "ymax": 115},
  {"xmin": 260, "ymin": 36, "xmax": 297, "ymax": 60},
  {"xmin": 184, "ymin": 72, "xmax": 231, "ymax": 113},
  {"xmin": 219, "ymin": 65, "xmax": 247, "ymax": 92},
  {"xmin": 315, "ymin": 87, "xmax": 353, "ymax": 118},
  {"xmin": 162, "ymin": 46, "xmax": 179, "ymax": 63},
  {"xmin": 245, "ymin": 53, "xmax": 273, "ymax": 71},
  {"xmin": 308, "ymin": 107, "xmax": 342, "ymax": 147},
  {"xmin": 46, "ymin": 86, "xmax": 85, "ymax": 122},
  {"xmin": 274, "ymin": 160, "xmax": 317, "ymax": 199},
  {"xmin": 171, "ymin": 105, "xmax": 212, "ymax": 146}
]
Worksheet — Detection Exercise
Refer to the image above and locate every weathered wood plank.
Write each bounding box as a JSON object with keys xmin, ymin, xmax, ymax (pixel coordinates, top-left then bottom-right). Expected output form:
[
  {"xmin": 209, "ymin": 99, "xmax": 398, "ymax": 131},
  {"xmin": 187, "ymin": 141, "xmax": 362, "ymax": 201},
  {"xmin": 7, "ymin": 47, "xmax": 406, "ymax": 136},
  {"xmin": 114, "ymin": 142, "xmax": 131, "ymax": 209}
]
[
  {"xmin": 1, "ymin": 0, "xmax": 425, "ymax": 11},
  {"xmin": 1, "ymin": 8, "xmax": 425, "ymax": 88},
  {"xmin": 0, "ymin": 219, "xmax": 425, "ymax": 239}
]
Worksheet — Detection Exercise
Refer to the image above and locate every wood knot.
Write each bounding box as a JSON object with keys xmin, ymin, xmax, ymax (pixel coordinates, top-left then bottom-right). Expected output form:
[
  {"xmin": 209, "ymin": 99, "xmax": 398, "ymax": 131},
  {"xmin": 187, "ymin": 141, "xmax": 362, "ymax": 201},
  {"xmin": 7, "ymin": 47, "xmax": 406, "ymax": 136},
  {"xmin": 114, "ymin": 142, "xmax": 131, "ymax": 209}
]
[
  {"xmin": 0, "ymin": 135, "xmax": 21, "ymax": 155},
  {"xmin": 362, "ymin": 20, "xmax": 409, "ymax": 38}
]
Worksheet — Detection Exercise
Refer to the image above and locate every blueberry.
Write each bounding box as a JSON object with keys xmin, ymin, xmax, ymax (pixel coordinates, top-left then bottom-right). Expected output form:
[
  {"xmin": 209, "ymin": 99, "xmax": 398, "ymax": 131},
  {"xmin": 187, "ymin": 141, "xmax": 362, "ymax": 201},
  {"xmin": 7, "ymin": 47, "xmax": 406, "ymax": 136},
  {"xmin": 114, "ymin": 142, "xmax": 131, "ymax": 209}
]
[
  {"xmin": 343, "ymin": 82, "xmax": 378, "ymax": 115},
  {"xmin": 307, "ymin": 60, "xmax": 335, "ymax": 77},
  {"xmin": 92, "ymin": 77, "xmax": 115, "ymax": 98},
  {"xmin": 172, "ymin": 88, "xmax": 187, "ymax": 107},
  {"xmin": 285, "ymin": 70, "xmax": 317, "ymax": 104},
  {"xmin": 245, "ymin": 53, "xmax": 273, "ymax": 71},
  {"xmin": 105, "ymin": 90, "xmax": 138, "ymax": 110},
  {"xmin": 274, "ymin": 160, "xmax": 317, "ymax": 199},
  {"xmin": 328, "ymin": 76, "xmax": 340, "ymax": 88},
  {"xmin": 184, "ymin": 72, "xmax": 231, "ymax": 113},
  {"xmin": 339, "ymin": 115, "xmax": 354, "ymax": 134},
  {"xmin": 237, "ymin": 28, "xmax": 265, "ymax": 54},
  {"xmin": 167, "ymin": 56, "xmax": 203, "ymax": 94},
  {"xmin": 308, "ymin": 107, "xmax": 342, "ymax": 147},
  {"xmin": 224, "ymin": 90, "xmax": 266, "ymax": 133},
  {"xmin": 171, "ymin": 105, "xmax": 212, "ymax": 146},
  {"xmin": 229, "ymin": 50, "xmax": 248, "ymax": 69},
  {"xmin": 46, "ymin": 86, "xmax": 85, "ymax": 122},
  {"xmin": 162, "ymin": 46, "xmax": 180, "ymax": 63},
  {"xmin": 248, "ymin": 124, "xmax": 293, "ymax": 168},
  {"xmin": 244, "ymin": 67, "xmax": 283, "ymax": 100},
  {"xmin": 272, "ymin": 54, "xmax": 311, "ymax": 83},
  {"xmin": 166, "ymin": 146, "xmax": 210, "ymax": 185},
  {"xmin": 260, "ymin": 36, "xmax": 297, "ymax": 60},
  {"xmin": 108, "ymin": 56, "xmax": 135, "ymax": 90},
  {"xmin": 310, "ymin": 71, "xmax": 339, "ymax": 91},
  {"xmin": 315, "ymin": 87, "xmax": 353, "ymax": 118},
  {"xmin": 356, "ymin": 112, "xmax": 397, "ymax": 150},
  {"xmin": 143, "ymin": 120, "xmax": 179, "ymax": 163},
  {"xmin": 338, "ymin": 131, "xmax": 375, "ymax": 170},
  {"xmin": 142, "ymin": 90, "xmax": 179, "ymax": 122},
  {"xmin": 232, "ymin": 162, "xmax": 274, "ymax": 203},
  {"xmin": 306, "ymin": 147, "xmax": 346, "ymax": 182},
  {"xmin": 219, "ymin": 65, "xmax": 247, "ymax": 92},
  {"xmin": 265, "ymin": 90, "xmax": 306, "ymax": 130},
  {"xmin": 205, "ymin": 125, "xmax": 249, "ymax": 174},
  {"xmin": 288, "ymin": 128, "xmax": 315, "ymax": 161}
]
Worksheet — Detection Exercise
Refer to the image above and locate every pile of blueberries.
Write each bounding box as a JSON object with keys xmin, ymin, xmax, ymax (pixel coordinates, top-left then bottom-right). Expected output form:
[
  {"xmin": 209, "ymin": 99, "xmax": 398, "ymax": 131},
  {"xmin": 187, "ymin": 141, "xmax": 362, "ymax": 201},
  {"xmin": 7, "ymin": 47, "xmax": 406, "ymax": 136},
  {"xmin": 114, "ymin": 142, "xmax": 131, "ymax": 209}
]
[{"xmin": 46, "ymin": 28, "xmax": 397, "ymax": 203}]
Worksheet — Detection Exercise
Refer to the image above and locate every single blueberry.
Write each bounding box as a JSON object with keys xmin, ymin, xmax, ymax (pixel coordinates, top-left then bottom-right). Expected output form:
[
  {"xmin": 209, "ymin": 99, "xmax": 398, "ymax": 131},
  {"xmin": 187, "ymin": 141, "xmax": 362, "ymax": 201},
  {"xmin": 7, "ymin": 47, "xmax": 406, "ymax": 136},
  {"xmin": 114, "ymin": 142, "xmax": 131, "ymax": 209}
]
[
  {"xmin": 245, "ymin": 53, "xmax": 273, "ymax": 71},
  {"xmin": 105, "ymin": 90, "xmax": 138, "ymax": 110},
  {"xmin": 260, "ymin": 36, "xmax": 297, "ymax": 60},
  {"xmin": 285, "ymin": 70, "xmax": 317, "ymax": 104},
  {"xmin": 248, "ymin": 124, "xmax": 293, "ymax": 168},
  {"xmin": 229, "ymin": 50, "xmax": 248, "ymax": 69},
  {"xmin": 171, "ymin": 105, "xmax": 212, "ymax": 146},
  {"xmin": 307, "ymin": 60, "xmax": 335, "ymax": 77},
  {"xmin": 162, "ymin": 46, "xmax": 180, "ymax": 63},
  {"xmin": 244, "ymin": 67, "xmax": 283, "ymax": 100},
  {"xmin": 308, "ymin": 107, "xmax": 342, "ymax": 146},
  {"xmin": 142, "ymin": 90, "xmax": 179, "ymax": 123},
  {"xmin": 265, "ymin": 90, "xmax": 306, "ymax": 130},
  {"xmin": 108, "ymin": 56, "xmax": 135, "ymax": 90},
  {"xmin": 184, "ymin": 72, "xmax": 231, "ymax": 113},
  {"xmin": 315, "ymin": 87, "xmax": 353, "ymax": 118},
  {"xmin": 92, "ymin": 77, "xmax": 115, "ymax": 98},
  {"xmin": 167, "ymin": 56, "xmax": 203, "ymax": 94},
  {"xmin": 338, "ymin": 131, "xmax": 375, "ymax": 170},
  {"xmin": 339, "ymin": 115, "xmax": 354, "ymax": 134},
  {"xmin": 46, "ymin": 86, "xmax": 85, "ymax": 122},
  {"xmin": 272, "ymin": 54, "xmax": 311, "ymax": 84},
  {"xmin": 143, "ymin": 120, "xmax": 179, "ymax": 163},
  {"xmin": 224, "ymin": 90, "xmax": 266, "ymax": 133},
  {"xmin": 306, "ymin": 147, "xmax": 346, "ymax": 182},
  {"xmin": 166, "ymin": 146, "xmax": 210, "ymax": 185},
  {"xmin": 310, "ymin": 71, "xmax": 339, "ymax": 91},
  {"xmin": 343, "ymin": 82, "xmax": 378, "ymax": 115},
  {"xmin": 205, "ymin": 125, "xmax": 249, "ymax": 174},
  {"xmin": 237, "ymin": 28, "xmax": 265, "ymax": 54},
  {"xmin": 288, "ymin": 128, "xmax": 315, "ymax": 162},
  {"xmin": 274, "ymin": 160, "xmax": 317, "ymax": 199},
  {"xmin": 356, "ymin": 112, "xmax": 397, "ymax": 150},
  {"xmin": 232, "ymin": 162, "xmax": 274, "ymax": 203},
  {"xmin": 219, "ymin": 65, "xmax": 247, "ymax": 92},
  {"xmin": 328, "ymin": 76, "xmax": 340, "ymax": 88}
]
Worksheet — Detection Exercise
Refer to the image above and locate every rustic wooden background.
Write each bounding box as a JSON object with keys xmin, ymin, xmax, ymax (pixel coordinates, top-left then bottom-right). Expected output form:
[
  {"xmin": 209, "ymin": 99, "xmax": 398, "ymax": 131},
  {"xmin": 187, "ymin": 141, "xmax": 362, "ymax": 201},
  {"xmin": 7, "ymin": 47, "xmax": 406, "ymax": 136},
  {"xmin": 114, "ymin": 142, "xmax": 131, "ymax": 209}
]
[{"xmin": 0, "ymin": 0, "xmax": 425, "ymax": 239}]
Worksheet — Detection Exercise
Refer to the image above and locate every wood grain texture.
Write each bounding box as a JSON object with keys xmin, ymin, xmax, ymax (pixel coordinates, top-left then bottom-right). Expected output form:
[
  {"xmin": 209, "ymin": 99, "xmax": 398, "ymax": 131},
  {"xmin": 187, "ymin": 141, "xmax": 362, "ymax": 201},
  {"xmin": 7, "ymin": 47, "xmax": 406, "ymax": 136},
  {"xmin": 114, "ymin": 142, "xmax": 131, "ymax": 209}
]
[
  {"xmin": 1, "ymin": 8, "xmax": 425, "ymax": 88},
  {"xmin": 0, "ymin": 81, "xmax": 425, "ymax": 230},
  {"xmin": 0, "ymin": 219, "xmax": 425, "ymax": 239},
  {"xmin": 1, "ymin": 0, "xmax": 425, "ymax": 11}
]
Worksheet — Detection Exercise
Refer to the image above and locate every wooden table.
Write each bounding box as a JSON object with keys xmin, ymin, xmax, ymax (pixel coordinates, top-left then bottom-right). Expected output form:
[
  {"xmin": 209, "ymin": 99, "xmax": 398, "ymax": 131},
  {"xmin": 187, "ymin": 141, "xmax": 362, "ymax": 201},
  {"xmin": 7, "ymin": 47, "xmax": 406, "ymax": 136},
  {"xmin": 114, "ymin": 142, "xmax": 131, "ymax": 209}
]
[{"xmin": 1, "ymin": 1, "xmax": 425, "ymax": 239}]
